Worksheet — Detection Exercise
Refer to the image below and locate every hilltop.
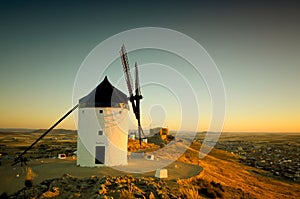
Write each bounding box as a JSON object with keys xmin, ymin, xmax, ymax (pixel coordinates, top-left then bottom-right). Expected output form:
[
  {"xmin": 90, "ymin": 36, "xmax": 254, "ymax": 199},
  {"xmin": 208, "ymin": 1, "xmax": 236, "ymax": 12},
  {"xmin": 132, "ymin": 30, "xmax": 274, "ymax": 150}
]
[{"xmin": 0, "ymin": 130, "xmax": 300, "ymax": 198}]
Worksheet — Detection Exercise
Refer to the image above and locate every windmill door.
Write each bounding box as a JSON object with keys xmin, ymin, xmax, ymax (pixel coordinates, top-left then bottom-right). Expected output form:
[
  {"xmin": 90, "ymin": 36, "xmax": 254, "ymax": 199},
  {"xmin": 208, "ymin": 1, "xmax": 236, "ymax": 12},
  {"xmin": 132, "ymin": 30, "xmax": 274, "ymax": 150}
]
[{"xmin": 95, "ymin": 146, "xmax": 105, "ymax": 164}]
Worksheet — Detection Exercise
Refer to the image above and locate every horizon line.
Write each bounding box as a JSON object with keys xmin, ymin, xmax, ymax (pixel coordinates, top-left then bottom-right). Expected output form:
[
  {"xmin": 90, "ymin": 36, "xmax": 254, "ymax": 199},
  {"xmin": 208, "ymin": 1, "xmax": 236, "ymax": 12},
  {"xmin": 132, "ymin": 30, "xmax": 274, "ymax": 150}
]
[{"xmin": 0, "ymin": 127, "xmax": 299, "ymax": 134}]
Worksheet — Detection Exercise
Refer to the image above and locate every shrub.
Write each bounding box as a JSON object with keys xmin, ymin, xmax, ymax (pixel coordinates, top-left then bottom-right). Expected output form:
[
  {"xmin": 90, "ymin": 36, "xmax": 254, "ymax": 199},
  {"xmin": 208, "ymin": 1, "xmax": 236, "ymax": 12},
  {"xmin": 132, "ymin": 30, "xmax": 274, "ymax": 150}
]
[
  {"xmin": 200, "ymin": 187, "xmax": 217, "ymax": 198},
  {"xmin": 179, "ymin": 178, "xmax": 225, "ymax": 199},
  {"xmin": 25, "ymin": 180, "xmax": 33, "ymax": 188},
  {"xmin": 0, "ymin": 192, "xmax": 8, "ymax": 199}
]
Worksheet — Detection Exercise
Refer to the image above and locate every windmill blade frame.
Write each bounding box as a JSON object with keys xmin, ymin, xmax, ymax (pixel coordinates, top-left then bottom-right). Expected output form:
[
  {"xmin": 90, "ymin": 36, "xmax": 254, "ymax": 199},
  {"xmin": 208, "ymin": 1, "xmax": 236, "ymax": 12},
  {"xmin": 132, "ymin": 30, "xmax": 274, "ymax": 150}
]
[
  {"xmin": 134, "ymin": 62, "xmax": 145, "ymax": 141},
  {"xmin": 120, "ymin": 45, "xmax": 144, "ymax": 147},
  {"xmin": 134, "ymin": 62, "xmax": 142, "ymax": 121},
  {"xmin": 120, "ymin": 44, "xmax": 134, "ymax": 98},
  {"xmin": 134, "ymin": 62, "xmax": 141, "ymax": 96}
]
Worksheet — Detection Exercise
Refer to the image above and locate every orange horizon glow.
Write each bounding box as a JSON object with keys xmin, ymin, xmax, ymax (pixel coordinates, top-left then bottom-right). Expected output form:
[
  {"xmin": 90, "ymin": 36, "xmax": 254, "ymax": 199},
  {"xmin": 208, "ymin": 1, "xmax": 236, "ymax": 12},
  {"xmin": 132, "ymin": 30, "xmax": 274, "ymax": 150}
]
[{"xmin": 1, "ymin": 115, "xmax": 299, "ymax": 133}]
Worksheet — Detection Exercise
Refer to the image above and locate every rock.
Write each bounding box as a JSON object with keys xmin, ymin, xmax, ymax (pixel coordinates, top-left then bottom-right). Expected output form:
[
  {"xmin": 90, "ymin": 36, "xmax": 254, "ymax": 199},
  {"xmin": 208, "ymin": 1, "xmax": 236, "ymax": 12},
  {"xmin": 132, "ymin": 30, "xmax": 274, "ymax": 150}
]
[{"xmin": 42, "ymin": 187, "xmax": 60, "ymax": 198}]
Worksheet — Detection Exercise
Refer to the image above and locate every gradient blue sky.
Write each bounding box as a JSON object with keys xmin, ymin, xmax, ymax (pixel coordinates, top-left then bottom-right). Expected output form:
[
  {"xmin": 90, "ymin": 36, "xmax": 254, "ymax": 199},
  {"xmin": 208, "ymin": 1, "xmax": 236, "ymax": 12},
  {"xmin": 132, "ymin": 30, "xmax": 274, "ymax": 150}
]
[{"xmin": 0, "ymin": 1, "xmax": 299, "ymax": 132}]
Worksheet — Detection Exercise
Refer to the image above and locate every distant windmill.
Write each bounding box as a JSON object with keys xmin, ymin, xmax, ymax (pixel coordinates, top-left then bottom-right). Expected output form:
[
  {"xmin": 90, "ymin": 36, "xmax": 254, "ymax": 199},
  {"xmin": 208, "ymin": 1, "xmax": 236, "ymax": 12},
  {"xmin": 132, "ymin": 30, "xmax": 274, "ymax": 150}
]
[{"xmin": 120, "ymin": 45, "xmax": 144, "ymax": 146}]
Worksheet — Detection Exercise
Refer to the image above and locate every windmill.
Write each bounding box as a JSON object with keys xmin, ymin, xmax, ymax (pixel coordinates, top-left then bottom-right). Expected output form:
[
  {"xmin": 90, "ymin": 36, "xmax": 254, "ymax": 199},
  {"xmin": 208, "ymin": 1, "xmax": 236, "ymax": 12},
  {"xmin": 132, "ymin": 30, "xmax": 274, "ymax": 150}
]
[
  {"xmin": 12, "ymin": 45, "xmax": 138, "ymax": 167},
  {"xmin": 120, "ymin": 44, "xmax": 144, "ymax": 146}
]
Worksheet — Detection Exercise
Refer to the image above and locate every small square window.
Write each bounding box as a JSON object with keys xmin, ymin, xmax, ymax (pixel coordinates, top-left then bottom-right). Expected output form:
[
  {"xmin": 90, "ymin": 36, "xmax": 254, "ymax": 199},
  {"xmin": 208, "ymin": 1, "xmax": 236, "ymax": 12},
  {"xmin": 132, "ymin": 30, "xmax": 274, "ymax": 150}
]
[
  {"xmin": 99, "ymin": 110, "xmax": 103, "ymax": 114},
  {"xmin": 98, "ymin": 130, "xmax": 103, "ymax": 135}
]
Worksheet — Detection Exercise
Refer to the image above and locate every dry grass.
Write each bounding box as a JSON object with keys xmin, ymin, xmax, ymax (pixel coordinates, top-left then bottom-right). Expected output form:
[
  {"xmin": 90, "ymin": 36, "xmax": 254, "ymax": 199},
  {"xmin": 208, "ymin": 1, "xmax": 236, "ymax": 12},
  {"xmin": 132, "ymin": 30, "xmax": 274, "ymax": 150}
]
[
  {"xmin": 148, "ymin": 192, "xmax": 155, "ymax": 199},
  {"xmin": 176, "ymin": 141, "xmax": 300, "ymax": 198},
  {"xmin": 119, "ymin": 185, "xmax": 134, "ymax": 199},
  {"xmin": 179, "ymin": 186, "xmax": 201, "ymax": 199},
  {"xmin": 178, "ymin": 177, "xmax": 225, "ymax": 199},
  {"xmin": 191, "ymin": 143, "xmax": 300, "ymax": 198}
]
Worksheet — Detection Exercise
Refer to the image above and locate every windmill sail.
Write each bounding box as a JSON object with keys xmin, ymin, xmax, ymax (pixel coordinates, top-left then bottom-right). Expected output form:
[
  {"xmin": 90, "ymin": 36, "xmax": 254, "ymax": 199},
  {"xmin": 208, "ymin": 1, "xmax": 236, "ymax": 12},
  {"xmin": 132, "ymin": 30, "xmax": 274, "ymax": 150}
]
[
  {"xmin": 120, "ymin": 44, "xmax": 134, "ymax": 97},
  {"xmin": 120, "ymin": 45, "xmax": 144, "ymax": 146},
  {"xmin": 135, "ymin": 62, "xmax": 141, "ymax": 96},
  {"xmin": 134, "ymin": 62, "xmax": 145, "ymax": 140},
  {"xmin": 134, "ymin": 62, "xmax": 141, "ymax": 121}
]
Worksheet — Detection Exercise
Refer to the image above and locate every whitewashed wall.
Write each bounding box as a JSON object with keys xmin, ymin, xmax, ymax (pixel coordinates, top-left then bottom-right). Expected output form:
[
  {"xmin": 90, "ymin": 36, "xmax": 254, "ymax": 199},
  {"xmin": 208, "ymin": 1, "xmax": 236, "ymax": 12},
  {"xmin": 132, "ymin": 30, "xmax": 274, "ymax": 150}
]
[{"xmin": 77, "ymin": 107, "xmax": 128, "ymax": 167}]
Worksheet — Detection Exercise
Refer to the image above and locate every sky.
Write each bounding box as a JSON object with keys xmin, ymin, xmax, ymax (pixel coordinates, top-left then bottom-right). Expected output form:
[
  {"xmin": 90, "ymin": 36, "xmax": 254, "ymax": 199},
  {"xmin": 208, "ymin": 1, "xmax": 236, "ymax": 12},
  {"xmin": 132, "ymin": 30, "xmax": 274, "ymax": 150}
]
[{"xmin": 0, "ymin": 0, "xmax": 299, "ymax": 132}]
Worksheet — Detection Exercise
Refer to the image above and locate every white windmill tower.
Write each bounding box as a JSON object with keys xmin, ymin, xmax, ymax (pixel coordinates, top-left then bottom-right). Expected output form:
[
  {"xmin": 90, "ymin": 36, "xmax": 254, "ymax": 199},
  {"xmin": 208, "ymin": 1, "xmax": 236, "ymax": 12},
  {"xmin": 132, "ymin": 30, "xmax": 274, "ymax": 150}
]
[{"xmin": 76, "ymin": 76, "xmax": 129, "ymax": 167}]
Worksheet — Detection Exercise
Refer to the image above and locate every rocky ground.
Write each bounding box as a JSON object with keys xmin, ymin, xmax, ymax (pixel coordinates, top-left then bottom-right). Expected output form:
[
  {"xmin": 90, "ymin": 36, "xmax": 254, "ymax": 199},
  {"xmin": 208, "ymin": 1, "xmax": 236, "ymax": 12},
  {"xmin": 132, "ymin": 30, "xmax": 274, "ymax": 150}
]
[
  {"xmin": 8, "ymin": 174, "xmax": 176, "ymax": 199},
  {"xmin": 127, "ymin": 139, "xmax": 160, "ymax": 152},
  {"xmin": 4, "ymin": 173, "xmax": 254, "ymax": 199}
]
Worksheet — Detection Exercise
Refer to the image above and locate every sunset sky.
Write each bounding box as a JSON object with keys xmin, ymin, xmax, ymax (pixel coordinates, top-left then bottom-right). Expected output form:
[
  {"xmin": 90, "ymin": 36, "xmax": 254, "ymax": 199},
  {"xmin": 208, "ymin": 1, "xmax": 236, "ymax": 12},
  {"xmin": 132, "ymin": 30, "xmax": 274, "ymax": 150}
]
[{"xmin": 0, "ymin": 1, "xmax": 299, "ymax": 132}]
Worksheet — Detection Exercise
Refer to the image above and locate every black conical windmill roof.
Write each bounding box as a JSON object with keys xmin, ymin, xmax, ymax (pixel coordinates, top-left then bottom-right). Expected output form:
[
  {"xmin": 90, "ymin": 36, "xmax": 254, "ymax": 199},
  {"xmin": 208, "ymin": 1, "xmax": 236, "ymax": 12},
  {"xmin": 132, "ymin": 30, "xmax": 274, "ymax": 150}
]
[{"xmin": 79, "ymin": 76, "xmax": 128, "ymax": 108}]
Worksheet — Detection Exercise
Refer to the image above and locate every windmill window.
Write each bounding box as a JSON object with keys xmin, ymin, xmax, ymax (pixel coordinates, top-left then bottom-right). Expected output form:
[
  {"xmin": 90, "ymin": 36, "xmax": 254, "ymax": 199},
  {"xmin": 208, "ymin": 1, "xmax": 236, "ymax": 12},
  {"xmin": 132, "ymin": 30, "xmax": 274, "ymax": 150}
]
[
  {"xmin": 99, "ymin": 110, "xmax": 103, "ymax": 114},
  {"xmin": 98, "ymin": 130, "xmax": 103, "ymax": 135}
]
